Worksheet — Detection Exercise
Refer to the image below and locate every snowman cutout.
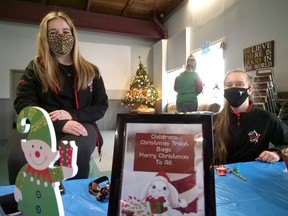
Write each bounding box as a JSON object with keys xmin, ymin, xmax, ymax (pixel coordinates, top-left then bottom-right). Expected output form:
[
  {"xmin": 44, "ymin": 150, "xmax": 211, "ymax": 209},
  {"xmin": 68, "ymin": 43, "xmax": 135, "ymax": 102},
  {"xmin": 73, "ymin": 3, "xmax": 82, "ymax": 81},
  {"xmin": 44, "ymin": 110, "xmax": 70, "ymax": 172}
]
[{"xmin": 14, "ymin": 106, "xmax": 78, "ymax": 216}]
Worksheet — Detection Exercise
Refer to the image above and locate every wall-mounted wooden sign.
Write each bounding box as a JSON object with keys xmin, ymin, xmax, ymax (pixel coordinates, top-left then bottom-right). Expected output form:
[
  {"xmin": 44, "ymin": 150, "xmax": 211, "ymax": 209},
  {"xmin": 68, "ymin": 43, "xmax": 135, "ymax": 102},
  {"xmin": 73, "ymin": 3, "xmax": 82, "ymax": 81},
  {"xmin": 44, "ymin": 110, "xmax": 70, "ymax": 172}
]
[{"xmin": 243, "ymin": 40, "xmax": 274, "ymax": 71}]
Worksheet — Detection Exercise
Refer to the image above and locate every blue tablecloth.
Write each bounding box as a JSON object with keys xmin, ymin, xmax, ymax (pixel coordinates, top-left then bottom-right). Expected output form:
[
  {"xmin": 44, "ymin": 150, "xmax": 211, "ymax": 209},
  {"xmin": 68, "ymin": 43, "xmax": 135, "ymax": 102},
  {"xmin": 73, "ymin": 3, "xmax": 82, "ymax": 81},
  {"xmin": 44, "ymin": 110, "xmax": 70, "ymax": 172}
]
[
  {"xmin": 1, "ymin": 161, "xmax": 288, "ymax": 216},
  {"xmin": 0, "ymin": 179, "xmax": 108, "ymax": 216},
  {"xmin": 216, "ymin": 161, "xmax": 288, "ymax": 216}
]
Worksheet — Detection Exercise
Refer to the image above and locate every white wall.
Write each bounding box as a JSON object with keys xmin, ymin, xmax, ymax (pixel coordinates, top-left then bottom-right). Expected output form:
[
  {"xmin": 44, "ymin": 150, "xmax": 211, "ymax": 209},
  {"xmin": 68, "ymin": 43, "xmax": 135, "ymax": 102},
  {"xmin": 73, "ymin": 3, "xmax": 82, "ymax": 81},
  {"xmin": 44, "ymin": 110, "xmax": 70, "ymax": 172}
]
[
  {"xmin": 0, "ymin": 21, "xmax": 154, "ymax": 99},
  {"xmin": 164, "ymin": 0, "xmax": 288, "ymax": 92},
  {"xmin": 153, "ymin": 39, "xmax": 167, "ymax": 112},
  {"xmin": 2, "ymin": 0, "xmax": 288, "ymax": 100}
]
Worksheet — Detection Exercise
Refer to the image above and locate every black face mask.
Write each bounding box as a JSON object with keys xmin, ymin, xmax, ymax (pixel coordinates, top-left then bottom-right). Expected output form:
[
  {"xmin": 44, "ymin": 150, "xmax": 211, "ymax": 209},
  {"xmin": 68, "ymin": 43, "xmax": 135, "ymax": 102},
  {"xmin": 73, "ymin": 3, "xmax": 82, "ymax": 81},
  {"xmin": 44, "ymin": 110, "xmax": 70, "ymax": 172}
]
[{"xmin": 224, "ymin": 87, "xmax": 249, "ymax": 108}]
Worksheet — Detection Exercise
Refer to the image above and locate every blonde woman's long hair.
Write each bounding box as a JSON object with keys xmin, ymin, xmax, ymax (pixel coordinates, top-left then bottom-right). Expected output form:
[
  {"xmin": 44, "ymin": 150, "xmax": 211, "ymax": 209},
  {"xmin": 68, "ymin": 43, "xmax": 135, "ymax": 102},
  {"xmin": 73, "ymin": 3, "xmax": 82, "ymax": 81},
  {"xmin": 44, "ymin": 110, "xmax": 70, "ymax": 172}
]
[
  {"xmin": 34, "ymin": 11, "xmax": 99, "ymax": 92},
  {"xmin": 213, "ymin": 69, "xmax": 253, "ymax": 164}
]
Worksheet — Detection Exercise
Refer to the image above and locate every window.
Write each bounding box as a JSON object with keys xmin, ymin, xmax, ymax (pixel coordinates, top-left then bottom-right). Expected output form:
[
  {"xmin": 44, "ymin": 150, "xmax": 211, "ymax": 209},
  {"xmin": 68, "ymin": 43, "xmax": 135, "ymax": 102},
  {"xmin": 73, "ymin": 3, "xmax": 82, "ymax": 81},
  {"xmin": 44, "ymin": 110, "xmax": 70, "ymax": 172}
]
[{"xmin": 167, "ymin": 41, "xmax": 225, "ymax": 108}]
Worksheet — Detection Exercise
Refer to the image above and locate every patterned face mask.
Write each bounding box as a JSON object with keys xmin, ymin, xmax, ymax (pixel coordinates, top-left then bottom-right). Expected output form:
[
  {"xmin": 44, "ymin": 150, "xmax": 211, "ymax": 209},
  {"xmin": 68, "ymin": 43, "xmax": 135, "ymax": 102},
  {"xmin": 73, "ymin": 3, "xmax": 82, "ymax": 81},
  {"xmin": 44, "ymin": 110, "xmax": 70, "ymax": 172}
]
[{"xmin": 48, "ymin": 34, "xmax": 74, "ymax": 55}]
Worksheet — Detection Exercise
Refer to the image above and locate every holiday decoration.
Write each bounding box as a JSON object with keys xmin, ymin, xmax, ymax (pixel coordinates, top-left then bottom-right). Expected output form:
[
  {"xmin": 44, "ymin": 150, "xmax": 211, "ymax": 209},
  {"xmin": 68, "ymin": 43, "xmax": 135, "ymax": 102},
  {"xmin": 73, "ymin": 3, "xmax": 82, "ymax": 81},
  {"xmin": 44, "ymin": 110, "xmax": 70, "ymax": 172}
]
[
  {"xmin": 215, "ymin": 165, "xmax": 227, "ymax": 176},
  {"xmin": 120, "ymin": 196, "xmax": 151, "ymax": 216},
  {"xmin": 122, "ymin": 58, "xmax": 159, "ymax": 113},
  {"xmin": 14, "ymin": 106, "xmax": 78, "ymax": 216},
  {"xmin": 215, "ymin": 165, "xmax": 247, "ymax": 181},
  {"xmin": 201, "ymin": 41, "xmax": 211, "ymax": 54},
  {"xmin": 281, "ymin": 147, "xmax": 288, "ymax": 172},
  {"xmin": 59, "ymin": 140, "xmax": 77, "ymax": 167}
]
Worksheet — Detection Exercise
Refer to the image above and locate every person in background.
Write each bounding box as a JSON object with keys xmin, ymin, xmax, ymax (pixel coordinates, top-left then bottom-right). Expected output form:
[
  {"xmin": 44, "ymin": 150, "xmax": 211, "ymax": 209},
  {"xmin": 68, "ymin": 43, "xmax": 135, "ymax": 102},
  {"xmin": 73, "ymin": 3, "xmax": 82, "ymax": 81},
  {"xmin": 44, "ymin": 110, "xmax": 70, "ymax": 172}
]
[
  {"xmin": 174, "ymin": 55, "xmax": 203, "ymax": 113},
  {"xmin": 213, "ymin": 69, "xmax": 288, "ymax": 164},
  {"xmin": 7, "ymin": 10, "xmax": 108, "ymax": 185}
]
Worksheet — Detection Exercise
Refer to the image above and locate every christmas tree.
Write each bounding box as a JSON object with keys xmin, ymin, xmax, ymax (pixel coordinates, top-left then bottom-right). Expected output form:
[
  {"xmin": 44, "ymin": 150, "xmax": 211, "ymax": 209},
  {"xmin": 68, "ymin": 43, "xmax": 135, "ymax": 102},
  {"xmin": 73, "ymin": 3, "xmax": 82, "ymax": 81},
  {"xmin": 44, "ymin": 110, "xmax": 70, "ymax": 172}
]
[{"xmin": 122, "ymin": 59, "xmax": 159, "ymax": 110}]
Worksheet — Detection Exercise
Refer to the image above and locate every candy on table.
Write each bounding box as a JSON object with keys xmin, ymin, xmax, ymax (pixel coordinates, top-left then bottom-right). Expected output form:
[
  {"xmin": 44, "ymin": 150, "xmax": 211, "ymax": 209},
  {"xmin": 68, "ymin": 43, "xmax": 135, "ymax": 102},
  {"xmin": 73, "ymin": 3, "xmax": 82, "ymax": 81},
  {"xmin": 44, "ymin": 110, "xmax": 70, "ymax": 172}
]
[
  {"xmin": 233, "ymin": 167, "xmax": 240, "ymax": 173},
  {"xmin": 215, "ymin": 165, "xmax": 227, "ymax": 176}
]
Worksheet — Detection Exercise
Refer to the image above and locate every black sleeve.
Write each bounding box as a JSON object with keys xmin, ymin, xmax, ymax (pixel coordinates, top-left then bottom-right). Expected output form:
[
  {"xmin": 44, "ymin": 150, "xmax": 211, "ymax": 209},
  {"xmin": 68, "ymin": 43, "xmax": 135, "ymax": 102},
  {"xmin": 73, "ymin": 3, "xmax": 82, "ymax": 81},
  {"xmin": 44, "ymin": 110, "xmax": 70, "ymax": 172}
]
[
  {"xmin": 268, "ymin": 112, "xmax": 288, "ymax": 146},
  {"xmin": 14, "ymin": 60, "xmax": 40, "ymax": 114}
]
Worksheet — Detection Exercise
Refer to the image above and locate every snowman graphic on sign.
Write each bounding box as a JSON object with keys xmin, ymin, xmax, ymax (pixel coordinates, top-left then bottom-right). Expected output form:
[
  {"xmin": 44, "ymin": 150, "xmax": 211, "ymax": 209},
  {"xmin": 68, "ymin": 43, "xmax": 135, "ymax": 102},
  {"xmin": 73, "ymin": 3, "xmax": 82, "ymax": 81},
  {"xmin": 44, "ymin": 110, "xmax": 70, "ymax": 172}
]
[{"xmin": 14, "ymin": 106, "xmax": 78, "ymax": 216}]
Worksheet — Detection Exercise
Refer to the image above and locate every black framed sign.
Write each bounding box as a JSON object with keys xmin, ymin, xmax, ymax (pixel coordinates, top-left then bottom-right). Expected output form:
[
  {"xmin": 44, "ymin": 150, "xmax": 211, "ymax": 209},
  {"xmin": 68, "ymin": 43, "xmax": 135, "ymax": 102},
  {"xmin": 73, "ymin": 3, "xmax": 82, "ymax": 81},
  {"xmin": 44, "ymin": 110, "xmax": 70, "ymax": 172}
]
[{"xmin": 108, "ymin": 113, "xmax": 216, "ymax": 216}]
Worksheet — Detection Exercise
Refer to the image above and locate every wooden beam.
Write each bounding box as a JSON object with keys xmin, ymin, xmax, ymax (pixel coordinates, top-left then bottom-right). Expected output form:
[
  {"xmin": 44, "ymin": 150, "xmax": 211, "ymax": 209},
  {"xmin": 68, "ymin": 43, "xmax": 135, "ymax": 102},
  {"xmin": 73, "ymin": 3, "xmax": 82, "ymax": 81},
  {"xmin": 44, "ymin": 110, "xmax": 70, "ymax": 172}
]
[
  {"xmin": 86, "ymin": 0, "xmax": 92, "ymax": 12},
  {"xmin": 0, "ymin": 1, "xmax": 164, "ymax": 40},
  {"xmin": 121, "ymin": 0, "xmax": 136, "ymax": 16},
  {"xmin": 153, "ymin": 12, "xmax": 168, "ymax": 39},
  {"xmin": 161, "ymin": 0, "xmax": 188, "ymax": 22}
]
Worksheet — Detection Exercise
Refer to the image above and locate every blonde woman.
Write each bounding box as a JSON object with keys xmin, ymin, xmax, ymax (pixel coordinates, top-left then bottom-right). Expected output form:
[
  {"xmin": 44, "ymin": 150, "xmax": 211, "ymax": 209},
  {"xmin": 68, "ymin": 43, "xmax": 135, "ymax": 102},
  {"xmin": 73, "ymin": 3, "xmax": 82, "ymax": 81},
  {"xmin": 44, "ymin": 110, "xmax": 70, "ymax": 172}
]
[
  {"xmin": 7, "ymin": 11, "xmax": 108, "ymax": 184},
  {"xmin": 213, "ymin": 69, "xmax": 288, "ymax": 164}
]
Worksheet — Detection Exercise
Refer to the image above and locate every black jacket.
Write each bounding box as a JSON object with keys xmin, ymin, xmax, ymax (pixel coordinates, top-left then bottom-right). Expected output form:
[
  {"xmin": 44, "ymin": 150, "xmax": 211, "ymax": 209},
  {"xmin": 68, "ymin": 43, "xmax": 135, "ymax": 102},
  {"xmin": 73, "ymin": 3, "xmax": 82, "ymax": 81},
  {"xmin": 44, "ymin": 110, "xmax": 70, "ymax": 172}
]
[
  {"xmin": 14, "ymin": 60, "xmax": 108, "ymax": 135},
  {"xmin": 216, "ymin": 106, "xmax": 288, "ymax": 163}
]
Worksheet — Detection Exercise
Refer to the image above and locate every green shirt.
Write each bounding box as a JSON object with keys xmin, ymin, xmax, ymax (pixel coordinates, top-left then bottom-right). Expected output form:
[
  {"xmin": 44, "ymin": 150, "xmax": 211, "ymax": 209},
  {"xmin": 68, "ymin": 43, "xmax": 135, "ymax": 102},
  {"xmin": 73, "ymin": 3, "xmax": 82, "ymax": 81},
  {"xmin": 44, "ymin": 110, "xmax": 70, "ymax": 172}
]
[{"xmin": 174, "ymin": 71, "xmax": 203, "ymax": 103}]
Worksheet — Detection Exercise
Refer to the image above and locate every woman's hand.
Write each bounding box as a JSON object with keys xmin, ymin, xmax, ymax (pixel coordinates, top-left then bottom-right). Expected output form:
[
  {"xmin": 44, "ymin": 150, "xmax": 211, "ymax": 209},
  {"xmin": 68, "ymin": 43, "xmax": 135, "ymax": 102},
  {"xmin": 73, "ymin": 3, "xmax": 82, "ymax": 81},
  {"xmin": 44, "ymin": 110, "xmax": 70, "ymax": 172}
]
[
  {"xmin": 256, "ymin": 151, "xmax": 281, "ymax": 163},
  {"xmin": 62, "ymin": 120, "xmax": 88, "ymax": 136},
  {"xmin": 49, "ymin": 110, "xmax": 72, "ymax": 121}
]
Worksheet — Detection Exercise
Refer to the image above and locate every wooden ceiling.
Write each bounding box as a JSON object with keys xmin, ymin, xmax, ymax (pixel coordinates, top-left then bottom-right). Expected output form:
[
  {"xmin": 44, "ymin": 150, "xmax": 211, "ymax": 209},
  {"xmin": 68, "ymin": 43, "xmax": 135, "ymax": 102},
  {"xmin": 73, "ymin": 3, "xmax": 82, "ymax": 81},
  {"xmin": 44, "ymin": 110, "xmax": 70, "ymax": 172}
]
[{"xmin": 0, "ymin": 0, "xmax": 187, "ymax": 40}]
